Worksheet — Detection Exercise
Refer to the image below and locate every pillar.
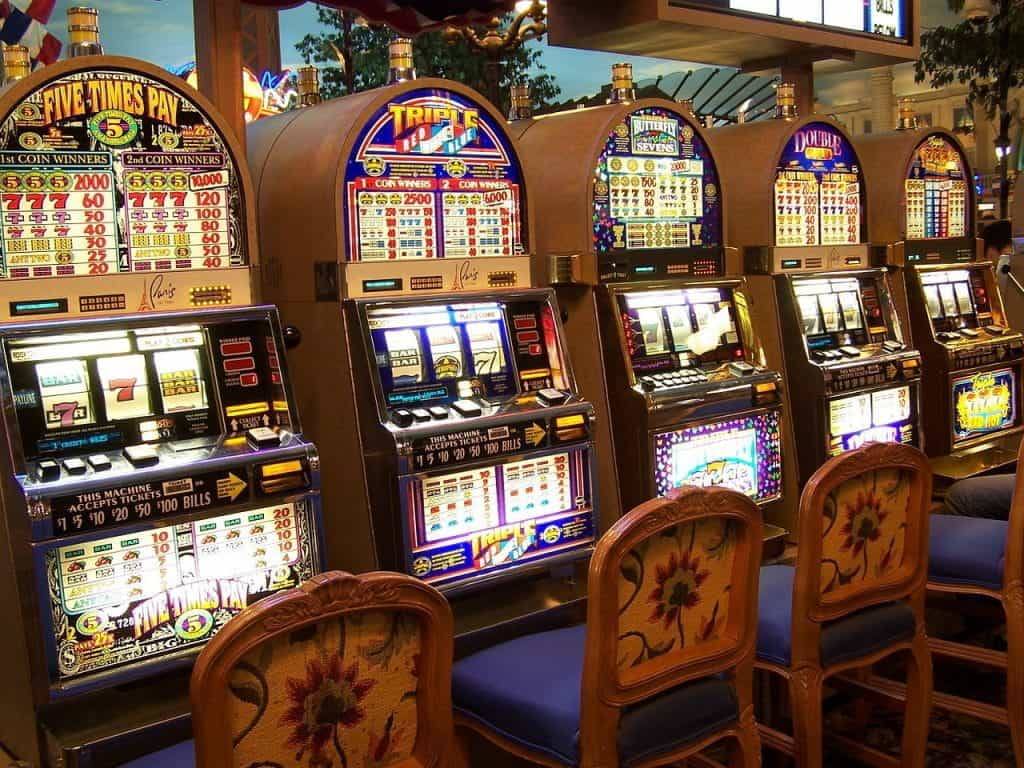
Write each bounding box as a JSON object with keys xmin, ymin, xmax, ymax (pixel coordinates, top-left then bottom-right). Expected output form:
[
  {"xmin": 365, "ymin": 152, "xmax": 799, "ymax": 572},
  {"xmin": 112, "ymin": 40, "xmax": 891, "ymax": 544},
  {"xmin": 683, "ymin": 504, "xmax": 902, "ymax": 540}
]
[{"xmin": 870, "ymin": 66, "xmax": 895, "ymax": 133}]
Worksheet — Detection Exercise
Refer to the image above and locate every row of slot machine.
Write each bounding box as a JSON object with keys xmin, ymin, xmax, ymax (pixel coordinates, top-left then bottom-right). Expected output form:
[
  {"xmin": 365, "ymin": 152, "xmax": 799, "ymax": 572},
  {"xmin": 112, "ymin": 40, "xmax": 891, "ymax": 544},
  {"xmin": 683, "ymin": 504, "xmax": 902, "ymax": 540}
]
[{"xmin": 0, "ymin": 21, "xmax": 1019, "ymax": 765}]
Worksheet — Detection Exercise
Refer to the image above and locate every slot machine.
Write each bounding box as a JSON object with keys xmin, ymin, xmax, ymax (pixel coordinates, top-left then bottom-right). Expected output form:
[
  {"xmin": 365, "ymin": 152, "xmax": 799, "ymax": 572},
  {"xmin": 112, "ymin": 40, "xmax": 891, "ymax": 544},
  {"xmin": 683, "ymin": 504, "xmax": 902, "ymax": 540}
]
[
  {"xmin": 0, "ymin": 17, "xmax": 323, "ymax": 767},
  {"xmin": 248, "ymin": 42, "xmax": 597, "ymax": 628},
  {"xmin": 858, "ymin": 112, "xmax": 1023, "ymax": 482},
  {"xmin": 712, "ymin": 88, "xmax": 922, "ymax": 488},
  {"xmin": 507, "ymin": 63, "xmax": 797, "ymax": 535}
]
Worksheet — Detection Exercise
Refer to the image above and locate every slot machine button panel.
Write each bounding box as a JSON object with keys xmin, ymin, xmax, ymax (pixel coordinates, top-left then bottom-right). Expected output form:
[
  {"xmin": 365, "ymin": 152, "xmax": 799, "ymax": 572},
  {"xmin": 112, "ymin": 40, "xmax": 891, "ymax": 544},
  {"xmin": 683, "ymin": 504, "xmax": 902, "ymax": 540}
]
[
  {"xmin": 985, "ymin": 325, "xmax": 1006, "ymax": 336},
  {"xmin": 451, "ymin": 400, "xmax": 482, "ymax": 418},
  {"xmin": 62, "ymin": 458, "xmax": 87, "ymax": 476},
  {"xmin": 838, "ymin": 346, "xmax": 861, "ymax": 358},
  {"xmin": 729, "ymin": 361, "xmax": 755, "ymax": 377},
  {"xmin": 937, "ymin": 331, "xmax": 962, "ymax": 342},
  {"xmin": 959, "ymin": 328, "xmax": 980, "ymax": 339},
  {"xmin": 882, "ymin": 340, "xmax": 904, "ymax": 353},
  {"xmin": 87, "ymin": 454, "xmax": 112, "ymax": 472},
  {"xmin": 123, "ymin": 444, "xmax": 159, "ymax": 468},
  {"xmin": 411, "ymin": 408, "xmax": 431, "ymax": 423},
  {"xmin": 536, "ymin": 389, "xmax": 569, "ymax": 406},
  {"xmin": 428, "ymin": 406, "xmax": 449, "ymax": 420},
  {"xmin": 391, "ymin": 409, "xmax": 415, "ymax": 428},
  {"xmin": 36, "ymin": 459, "xmax": 60, "ymax": 482}
]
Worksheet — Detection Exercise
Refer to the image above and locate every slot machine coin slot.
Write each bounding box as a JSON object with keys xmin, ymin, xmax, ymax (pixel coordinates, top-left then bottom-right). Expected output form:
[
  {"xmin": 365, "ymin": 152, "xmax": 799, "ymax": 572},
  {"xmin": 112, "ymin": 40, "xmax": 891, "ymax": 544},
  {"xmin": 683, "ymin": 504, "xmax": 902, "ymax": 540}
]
[
  {"xmin": 36, "ymin": 459, "xmax": 59, "ymax": 482},
  {"xmin": 123, "ymin": 444, "xmax": 159, "ymax": 468},
  {"xmin": 451, "ymin": 400, "xmax": 482, "ymax": 418},
  {"xmin": 838, "ymin": 346, "xmax": 861, "ymax": 358},
  {"xmin": 937, "ymin": 331, "xmax": 962, "ymax": 342},
  {"xmin": 882, "ymin": 340, "xmax": 904, "ymax": 353},
  {"xmin": 960, "ymin": 328, "xmax": 980, "ymax": 339},
  {"xmin": 87, "ymin": 454, "xmax": 111, "ymax": 472},
  {"xmin": 411, "ymin": 408, "xmax": 431, "ymax": 422},
  {"xmin": 246, "ymin": 427, "xmax": 281, "ymax": 449},
  {"xmin": 985, "ymin": 325, "xmax": 1006, "ymax": 336},
  {"xmin": 391, "ymin": 409, "xmax": 415, "ymax": 428},
  {"xmin": 62, "ymin": 458, "xmax": 87, "ymax": 476},
  {"xmin": 536, "ymin": 388, "xmax": 569, "ymax": 406},
  {"xmin": 639, "ymin": 378, "xmax": 657, "ymax": 393},
  {"xmin": 729, "ymin": 361, "xmax": 756, "ymax": 377},
  {"xmin": 428, "ymin": 406, "xmax": 449, "ymax": 420}
]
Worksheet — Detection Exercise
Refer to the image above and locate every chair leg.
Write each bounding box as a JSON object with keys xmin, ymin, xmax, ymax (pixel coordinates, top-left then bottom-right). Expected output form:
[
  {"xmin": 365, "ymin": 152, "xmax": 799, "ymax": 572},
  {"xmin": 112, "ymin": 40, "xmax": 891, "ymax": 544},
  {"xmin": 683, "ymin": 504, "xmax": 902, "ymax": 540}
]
[
  {"xmin": 1005, "ymin": 586, "xmax": 1024, "ymax": 768},
  {"xmin": 730, "ymin": 706, "xmax": 763, "ymax": 768},
  {"xmin": 788, "ymin": 666, "xmax": 824, "ymax": 768},
  {"xmin": 900, "ymin": 630, "xmax": 933, "ymax": 768}
]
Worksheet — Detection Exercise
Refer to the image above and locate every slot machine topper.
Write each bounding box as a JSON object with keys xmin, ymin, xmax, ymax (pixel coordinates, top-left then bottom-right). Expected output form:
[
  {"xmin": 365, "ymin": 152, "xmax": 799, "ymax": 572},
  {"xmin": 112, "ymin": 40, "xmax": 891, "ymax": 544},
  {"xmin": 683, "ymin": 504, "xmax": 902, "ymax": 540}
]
[
  {"xmin": 249, "ymin": 43, "xmax": 598, "ymax": 630},
  {"xmin": 0, "ymin": 12, "xmax": 323, "ymax": 767},
  {"xmin": 712, "ymin": 85, "xmax": 923, "ymax": 488},
  {"xmin": 858, "ymin": 106, "xmax": 1023, "ymax": 481},
  {"xmin": 508, "ymin": 63, "xmax": 797, "ymax": 536}
]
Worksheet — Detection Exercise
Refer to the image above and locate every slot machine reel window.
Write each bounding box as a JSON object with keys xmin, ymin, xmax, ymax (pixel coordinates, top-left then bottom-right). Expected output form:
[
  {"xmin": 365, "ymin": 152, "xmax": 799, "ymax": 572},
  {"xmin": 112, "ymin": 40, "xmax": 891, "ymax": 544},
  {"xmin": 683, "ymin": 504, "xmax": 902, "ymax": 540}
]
[
  {"xmin": 793, "ymin": 277, "xmax": 876, "ymax": 353},
  {"xmin": 652, "ymin": 411, "xmax": 783, "ymax": 503},
  {"xmin": 905, "ymin": 134, "xmax": 969, "ymax": 240},
  {"xmin": 0, "ymin": 68, "xmax": 248, "ymax": 279},
  {"xmin": 920, "ymin": 269, "xmax": 980, "ymax": 334},
  {"xmin": 592, "ymin": 107, "xmax": 722, "ymax": 253},
  {"xmin": 828, "ymin": 386, "xmax": 917, "ymax": 454},
  {"xmin": 45, "ymin": 499, "xmax": 320, "ymax": 684},
  {"xmin": 4, "ymin": 317, "xmax": 293, "ymax": 465},
  {"xmin": 952, "ymin": 368, "xmax": 1019, "ymax": 445},
  {"xmin": 617, "ymin": 287, "xmax": 744, "ymax": 378},
  {"xmin": 343, "ymin": 89, "xmax": 526, "ymax": 262},
  {"xmin": 367, "ymin": 299, "xmax": 569, "ymax": 410},
  {"xmin": 774, "ymin": 122, "xmax": 863, "ymax": 248}
]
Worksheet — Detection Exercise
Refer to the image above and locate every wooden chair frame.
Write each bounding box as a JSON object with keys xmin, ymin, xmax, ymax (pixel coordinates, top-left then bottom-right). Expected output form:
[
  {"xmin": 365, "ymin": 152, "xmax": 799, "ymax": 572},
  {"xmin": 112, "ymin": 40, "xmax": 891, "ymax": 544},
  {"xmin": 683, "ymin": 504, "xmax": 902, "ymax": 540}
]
[
  {"xmin": 917, "ymin": 437, "xmax": 1024, "ymax": 768},
  {"xmin": 758, "ymin": 443, "xmax": 934, "ymax": 768},
  {"xmin": 191, "ymin": 571, "xmax": 456, "ymax": 768},
  {"xmin": 458, "ymin": 485, "xmax": 764, "ymax": 768}
]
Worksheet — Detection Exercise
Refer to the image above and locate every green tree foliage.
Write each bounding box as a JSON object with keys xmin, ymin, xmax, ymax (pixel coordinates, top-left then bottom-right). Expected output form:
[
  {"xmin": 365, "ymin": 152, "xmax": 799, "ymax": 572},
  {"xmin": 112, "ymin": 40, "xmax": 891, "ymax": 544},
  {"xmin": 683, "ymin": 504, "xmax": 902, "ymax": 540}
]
[
  {"xmin": 295, "ymin": 7, "xmax": 560, "ymax": 114},
  {"xmin": 915, "ymin": 0, "xmax": 1024, "ymax": 217}
]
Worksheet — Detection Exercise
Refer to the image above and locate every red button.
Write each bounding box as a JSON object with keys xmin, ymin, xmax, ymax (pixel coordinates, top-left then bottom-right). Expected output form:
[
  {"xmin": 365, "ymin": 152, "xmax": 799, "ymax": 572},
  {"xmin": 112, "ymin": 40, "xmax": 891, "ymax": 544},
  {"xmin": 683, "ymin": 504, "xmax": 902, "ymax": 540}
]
[
  {"xmin": 240, "ymin": 372, "xmax": 259, "ymax": 387},
  {"xmin": 220, "ymin": 340, "xmax": 252, "ymax": 356},
  {"xmin": 224, "ymin": 357, "xmax": 255, "ymax": 372}
]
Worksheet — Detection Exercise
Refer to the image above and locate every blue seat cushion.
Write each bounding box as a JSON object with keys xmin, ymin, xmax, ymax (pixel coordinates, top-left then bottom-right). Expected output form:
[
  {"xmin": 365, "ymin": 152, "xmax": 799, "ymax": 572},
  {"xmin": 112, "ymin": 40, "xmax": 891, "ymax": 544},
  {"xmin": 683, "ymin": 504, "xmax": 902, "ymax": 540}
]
[
  {"xmin": 117, "ymin": 739, "xmax": 194, "ymax": 767},
  {"xmin": 453, "ymin": 623, "xmax": 737, "ymax": 766},
  {"xmin": 757, "ymin": 565, "xmax": 917, "ymax": 667},
  {"xmin": 929, "ymin": 513, "xmax": 1006, "ymax": 589}
]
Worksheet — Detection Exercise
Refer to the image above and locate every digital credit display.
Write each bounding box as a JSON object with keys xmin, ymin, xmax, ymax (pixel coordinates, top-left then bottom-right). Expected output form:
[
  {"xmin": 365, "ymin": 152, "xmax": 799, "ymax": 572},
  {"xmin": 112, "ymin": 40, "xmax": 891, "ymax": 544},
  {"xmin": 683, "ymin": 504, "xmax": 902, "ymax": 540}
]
[
  {"xmin": 366, "ymin": 299, "xmax": 567, "ymax": 408},
  {"xmin": 0, "ymin": 68, "xmax": 247, "ymax": 280},
  {"xmin": 344, "ymin": 88, "xmax": 526, "ymax": 262},
  {"xmin": 593, "ymin": 107, "xmax": 722, "ymax": 252},
  {"xmin": 403, "ymin": 447, "xmax": 594, "ymax": 587},
  {"xmin": 906, "ymin": 134, "xmax": 969, "ymax": 240},
  {"xmin": 4, "ymin": 317, "xmax": 292, "ymax": 462},
  {"xmin": 45, "ymin": 500, "xmax": 319, "ymax": 682},
  {"xmin": 652, "ymin": 410, "xmax": 783, "ymax": 503},
  {"xmin": 828, "ymin": 385, "xmax": 916, "ymax": 454},
  {"xmin": 775, "ymin": 122, "xmax": 863, "ymax": 247},
  {"xmin": 676, "ymin": 0, "xmax": 906, "ymax": 40},
  {"xmin": 953, "ymin": 368, "xmax": 1019, "ymax": 444}
]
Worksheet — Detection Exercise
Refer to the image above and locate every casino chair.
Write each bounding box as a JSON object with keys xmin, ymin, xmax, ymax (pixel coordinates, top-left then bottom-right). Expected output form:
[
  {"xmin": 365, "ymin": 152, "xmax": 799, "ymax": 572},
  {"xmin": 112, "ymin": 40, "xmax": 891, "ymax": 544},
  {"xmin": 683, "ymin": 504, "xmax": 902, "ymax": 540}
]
[
  {"xmin": 120, "ymin": 571, "xmax": 456, "ymax": 768},
  {"xmin": 755, "ymin": 442, "xmax": 933, "ymax": 768},
  {"xmin": 452, "ymin": 485, "xmax": 764, "ymax": 768},
  {"xmin": 923, "ymin": 439, "xmax": 1024, "ymax": 768}
]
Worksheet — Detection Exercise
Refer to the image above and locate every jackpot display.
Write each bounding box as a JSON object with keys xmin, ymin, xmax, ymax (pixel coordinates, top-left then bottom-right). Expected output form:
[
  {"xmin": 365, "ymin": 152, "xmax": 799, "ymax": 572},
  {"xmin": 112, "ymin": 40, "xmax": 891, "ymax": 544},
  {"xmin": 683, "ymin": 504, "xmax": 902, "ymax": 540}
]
[
  {"xmin": 344, "ymin": 89, "xmax": 526, "ymax": 263},
  {"xmin": 774, "ymin": 122, "xmax": 862, "ymax": 248},
  {"xmin": 905, "ymin": 135, "xmax": 968, "ymax": 240},
  {"xmin": 348, "ymin": 291, "xmax": 595, "ymax": 591},
  {"xmin": 0, "ymin": 65, "xmax": 250, "ymax": 320},
  {"xmin": 1, "ymin": 308, "xmax": 320, "ymax": 693},
  {"xmin": 593, "ymin": 107, "xmax": 721, "ymax": 254}
]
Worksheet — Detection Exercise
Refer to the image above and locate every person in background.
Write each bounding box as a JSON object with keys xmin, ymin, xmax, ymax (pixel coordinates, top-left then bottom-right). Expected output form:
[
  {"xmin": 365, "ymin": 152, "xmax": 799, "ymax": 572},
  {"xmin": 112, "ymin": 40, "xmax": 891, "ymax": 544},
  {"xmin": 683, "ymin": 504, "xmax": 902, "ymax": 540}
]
[{"xmin": 984, "ymin": 218, "xmax": 1013, "ymax": 273}]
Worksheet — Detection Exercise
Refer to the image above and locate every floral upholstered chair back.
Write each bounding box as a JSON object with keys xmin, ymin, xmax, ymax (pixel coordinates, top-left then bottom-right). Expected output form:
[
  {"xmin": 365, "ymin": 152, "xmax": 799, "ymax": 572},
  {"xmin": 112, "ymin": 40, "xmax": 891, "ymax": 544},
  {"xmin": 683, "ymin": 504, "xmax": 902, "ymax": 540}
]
[
  {"xmin": 795, "ymin": 443, "xmax": 932, "ymax": 623},
  {"xmin": 190, "ymin": 571, "xmax": 454, "ymax": 768},
  {"xmin": 583, "ymin": 486, "xmax": 763, "ymax": 707}
]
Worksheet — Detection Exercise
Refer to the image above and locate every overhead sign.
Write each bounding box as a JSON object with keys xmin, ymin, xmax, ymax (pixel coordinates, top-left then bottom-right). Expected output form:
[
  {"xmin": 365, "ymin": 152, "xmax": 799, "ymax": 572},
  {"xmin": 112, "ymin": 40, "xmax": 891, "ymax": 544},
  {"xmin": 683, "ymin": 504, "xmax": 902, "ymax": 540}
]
[{"xmin": 677, "ymin": 0, "xmax": 907, "ymax": 41}]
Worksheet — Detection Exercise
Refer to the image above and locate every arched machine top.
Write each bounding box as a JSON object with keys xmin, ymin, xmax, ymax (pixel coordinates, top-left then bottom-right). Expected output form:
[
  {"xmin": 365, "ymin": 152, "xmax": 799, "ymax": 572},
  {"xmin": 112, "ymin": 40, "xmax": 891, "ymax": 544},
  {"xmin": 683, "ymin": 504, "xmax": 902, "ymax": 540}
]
[
  {"xmin": 246, "ymin": 78, "xmax": 534, "ymax": 298},
  {"xmin": 711, "ymin": 114, "xmax": 867, "ymax": 251},
  {"xmin": 510, "ymin": 99, "xmax": 724, "ymax": 275},
  {"xmin": 857, "ymin": 128, "xmax": 975, "ymax": 246},
  {"xmin": 0, "ymin": 56, "xmax": 257, "ymax": 296}
]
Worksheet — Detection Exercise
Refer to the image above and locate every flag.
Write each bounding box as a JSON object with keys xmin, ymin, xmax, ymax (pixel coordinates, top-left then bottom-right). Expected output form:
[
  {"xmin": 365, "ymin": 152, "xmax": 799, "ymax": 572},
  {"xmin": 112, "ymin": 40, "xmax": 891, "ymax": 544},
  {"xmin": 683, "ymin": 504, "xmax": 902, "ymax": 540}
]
[{"xmin": 0, "ymin": 0, "xmax": 61, "ymax": 68}]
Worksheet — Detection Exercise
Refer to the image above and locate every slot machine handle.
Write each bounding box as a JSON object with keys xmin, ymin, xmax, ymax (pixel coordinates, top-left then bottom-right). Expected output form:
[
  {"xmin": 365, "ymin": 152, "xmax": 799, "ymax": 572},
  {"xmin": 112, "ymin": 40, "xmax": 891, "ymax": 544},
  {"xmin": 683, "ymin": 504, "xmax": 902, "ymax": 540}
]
[
  {"xmin": 283, "ymin": 325, "xmax": 303, "ymax": 349},
  {"xmin": 999, "ymin": 259, "xmax": 1024, "ymax": 297}
]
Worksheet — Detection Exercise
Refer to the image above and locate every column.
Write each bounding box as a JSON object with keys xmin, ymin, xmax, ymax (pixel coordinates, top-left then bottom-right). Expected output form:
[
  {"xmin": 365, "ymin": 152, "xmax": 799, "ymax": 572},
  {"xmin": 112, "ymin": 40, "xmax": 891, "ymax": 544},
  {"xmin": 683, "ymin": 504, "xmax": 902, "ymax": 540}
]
[{"xmin": 870, "ymin": 66, "xmax": 895, "ymax": 133}]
